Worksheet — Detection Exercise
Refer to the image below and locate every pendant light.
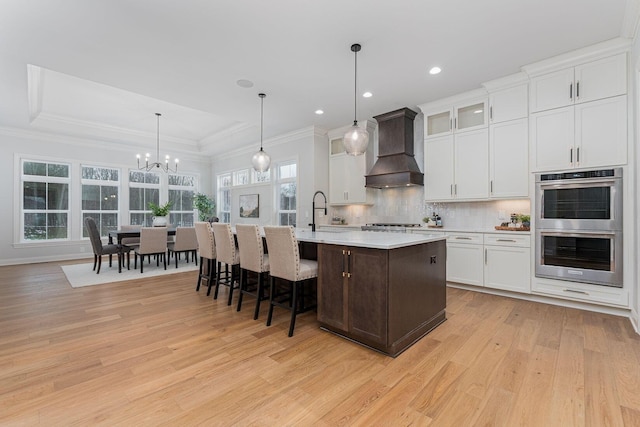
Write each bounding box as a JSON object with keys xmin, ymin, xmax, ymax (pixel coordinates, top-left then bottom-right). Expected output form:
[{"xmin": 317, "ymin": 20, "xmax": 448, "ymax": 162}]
[
  {"xmin": 136, "ymin": 113, "xmax": 178, "ymax": 173},
  {"xmin": 251, "ymin": 93, "xmax": 271, "ymax": 172},
  {"xmin": 343, "ymin": 43, "xmax": 369, "ymax": 156}
]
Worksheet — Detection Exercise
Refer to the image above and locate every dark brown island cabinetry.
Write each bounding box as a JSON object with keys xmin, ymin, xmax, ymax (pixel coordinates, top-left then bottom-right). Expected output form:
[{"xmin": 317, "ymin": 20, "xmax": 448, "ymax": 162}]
[{"xmin": 317, "ymin": 239, "xmax": 446, "ymax": 357}]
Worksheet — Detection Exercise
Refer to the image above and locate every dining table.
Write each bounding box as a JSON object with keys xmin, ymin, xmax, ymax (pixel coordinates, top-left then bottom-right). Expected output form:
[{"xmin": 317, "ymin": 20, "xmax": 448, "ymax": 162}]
[{"xmin": 108, "ymin": 227, "xmax": 177, "ymax": 245}]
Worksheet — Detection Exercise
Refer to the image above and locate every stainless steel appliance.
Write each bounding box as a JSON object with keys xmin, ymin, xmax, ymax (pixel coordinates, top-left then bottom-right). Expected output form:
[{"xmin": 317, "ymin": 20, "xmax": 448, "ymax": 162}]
[
  {"xmin": 361, "ymin": 223, "xmax": 421, "ymax": 233},
  {"xmin": 535, "ymin": 168, "xmax": 623, "ymax": 287}
]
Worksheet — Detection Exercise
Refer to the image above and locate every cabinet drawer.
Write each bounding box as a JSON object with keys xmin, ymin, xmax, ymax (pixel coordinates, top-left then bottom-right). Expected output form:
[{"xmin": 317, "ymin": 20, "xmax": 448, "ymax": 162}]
[
  {"xmin": 483, "ymin": 234, "xmax": 530, "ymax": 247},
  {"xmin": 447, "ymin": 232, "xmax": 483, "ymax": 244},
  {"xmin": 532, "ymin": 280, "xmax": 629, "ymax": 308}
]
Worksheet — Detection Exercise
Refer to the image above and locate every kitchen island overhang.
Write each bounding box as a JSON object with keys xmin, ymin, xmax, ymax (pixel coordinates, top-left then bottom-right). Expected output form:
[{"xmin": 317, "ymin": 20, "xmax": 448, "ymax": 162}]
[{"xmin": 298, "ymin": 230, "xmax": 446, "ymax": 357}]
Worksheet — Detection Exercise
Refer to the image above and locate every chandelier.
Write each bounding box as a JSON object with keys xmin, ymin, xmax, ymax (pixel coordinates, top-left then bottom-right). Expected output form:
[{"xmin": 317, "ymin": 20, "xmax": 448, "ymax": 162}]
[{"xmin": 136, "ymin": 113, "xmax": 178, "ymax": 173}]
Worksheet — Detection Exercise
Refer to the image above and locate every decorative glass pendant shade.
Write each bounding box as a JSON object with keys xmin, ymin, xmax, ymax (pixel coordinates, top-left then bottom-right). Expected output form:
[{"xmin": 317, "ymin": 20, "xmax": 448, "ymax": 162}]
[
  {"xmin": 343, "ymin": 43, "xmax": 369, "ymax": 156},
  {"xmin": 252, "ymin": 93, "xmax": 271, "ymax": 172}
]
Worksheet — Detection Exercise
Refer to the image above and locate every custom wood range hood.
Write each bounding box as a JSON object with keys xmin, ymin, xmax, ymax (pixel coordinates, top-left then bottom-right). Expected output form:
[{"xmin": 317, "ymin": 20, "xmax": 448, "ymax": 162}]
[{"xmin": 365, "ymin": 107, "xmax": 424, "ymax": 188}]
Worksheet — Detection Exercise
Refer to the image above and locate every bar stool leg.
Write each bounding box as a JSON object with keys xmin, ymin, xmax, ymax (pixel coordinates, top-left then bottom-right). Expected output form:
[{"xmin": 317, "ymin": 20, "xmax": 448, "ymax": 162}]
[
  {"xmin": 266, "ymin": 276, "xmax": 276, "ymax": 327},
  {"xmin": 288, "ymin": 281, "xmax": 299, "ymax": 337}
]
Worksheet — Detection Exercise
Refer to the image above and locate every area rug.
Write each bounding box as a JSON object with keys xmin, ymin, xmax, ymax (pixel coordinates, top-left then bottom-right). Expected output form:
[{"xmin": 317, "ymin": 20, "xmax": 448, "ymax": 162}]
[{"xmin": 61, "ymin": 260, "xmax": 199, "ymax": 288}]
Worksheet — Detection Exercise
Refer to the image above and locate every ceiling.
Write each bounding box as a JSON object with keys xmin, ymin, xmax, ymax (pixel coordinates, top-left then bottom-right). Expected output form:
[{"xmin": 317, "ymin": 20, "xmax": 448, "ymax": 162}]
[{"xmin": 0, "ymin": 0, "xmax": 634, "ymax": 159}]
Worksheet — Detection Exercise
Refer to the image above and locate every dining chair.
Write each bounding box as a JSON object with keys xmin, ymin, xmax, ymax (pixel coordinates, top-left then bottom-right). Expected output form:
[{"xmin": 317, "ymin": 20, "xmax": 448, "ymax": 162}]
[
  {"xmin": 167, "ymin": 227, "xmax": 198, "ymax": 268},
  {"xmin": 134, "ymin": 227, "xmax": 168, "ymax": 273},
  {"xmin": 194, "ymin": 222, "xmax": 217, "ymax": 295},
  {"xmin": 235, "ymin": 224, "xmax": 270, "ymax": 319},
  {"xmin": 211, "ymin": 223, "xmax": 241, "ymax": 306},
  {"xmin": 84, "ymin": 217, "xmax": 128, "ymax": 274},
  {"xmin": 263, "ymin": 225, "xmax": 317, "ymax": 337}
]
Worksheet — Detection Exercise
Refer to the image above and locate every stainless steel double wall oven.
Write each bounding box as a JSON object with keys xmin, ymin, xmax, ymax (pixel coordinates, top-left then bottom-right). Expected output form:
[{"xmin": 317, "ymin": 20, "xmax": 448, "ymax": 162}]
[{"xmin": 535, "ymin": 168, "xmax": 623, "ymax": 287}]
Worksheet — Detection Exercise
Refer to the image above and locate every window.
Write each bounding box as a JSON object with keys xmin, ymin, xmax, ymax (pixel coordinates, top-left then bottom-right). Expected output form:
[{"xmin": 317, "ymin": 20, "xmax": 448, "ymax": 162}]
[
  {"xmin": 21, "ymin": 160, "xmax": 70, "ymax": 241},
  {"xmin": 81, "ymin": 166, "xmax": 119, "ymax": 237},
  {"xmin": 168, "ymin": 174, "xmax": 195, "ymax": 226},
  {"xmin": 233, "ymin": 169, "xmax": 249, "ymax": 186},
  {"xmin": 217, "ymin": 173, "xmax": 231, "ymax": 223},
  {"xmin": 251, "ymin": 169, "xmax": 270, "ymax": 184},
  {"xmin": 276, "ymin": 161, "xmax": 297, "ymax": 226},
  {"xmin": 129, "ymin": 170, "xmax": 160, "ymax": 226}
]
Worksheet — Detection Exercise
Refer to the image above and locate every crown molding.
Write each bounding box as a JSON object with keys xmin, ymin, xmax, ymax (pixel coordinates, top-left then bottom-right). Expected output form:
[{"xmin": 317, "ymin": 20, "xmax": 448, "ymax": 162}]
[
  {"xmin": 30, "ymin": 112, "xmax": 200, "ymax": 149},
  {"xmin": 27, "ymin": 64, "xmax": 43, "ymax": 123},
  {"xmin": 417, "ymin": 88, "xmax": 488, "ymax": 114},
  {"xmin": 0, "ymin": 125, "xmax": 208, "ymax": 164},
  {"xmin": 213, "ymin": 125, "xmax": 321, "ymax": 161},
  {"xmin": 522, "ymin": 37, "xmax": 632, "ymax": 77},
  {"xmin": 622, "ymin": 0, "xmax": 640, "ymax": 39},
  {"xmin": 482, "ymin": 71, "xmax": 529, "ymax": 92}
]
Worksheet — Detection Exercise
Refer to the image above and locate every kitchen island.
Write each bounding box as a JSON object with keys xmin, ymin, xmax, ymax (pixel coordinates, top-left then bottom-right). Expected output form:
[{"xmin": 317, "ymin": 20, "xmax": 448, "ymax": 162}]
[{"xmin": 296, "ymin": 230, "xmax": 446, "ymax": 357}]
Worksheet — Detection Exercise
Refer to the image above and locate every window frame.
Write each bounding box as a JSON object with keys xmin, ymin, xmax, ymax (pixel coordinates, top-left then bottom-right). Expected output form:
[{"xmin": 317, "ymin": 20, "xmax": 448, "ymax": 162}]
[
  {"xmin": 168, "ymin": 173, "xmax": 196, "ymax": 227},
  {"xmin": 217, "ymin": 172, "xmax": 232, "ymax": 223},
  {"xmin": 128, "ymin": 169, "xmax": 161, "ymax": 226},
  {"xmin": 275, "ymin": 160, "xmax": 297, "ymax": 227},
  {"xmin": 20, "ymin": 158, "xmax": 71, "ymax": 242},
  {"xmin": 80, "ymin": 164, "xmax": 120, "ymax": 238}
]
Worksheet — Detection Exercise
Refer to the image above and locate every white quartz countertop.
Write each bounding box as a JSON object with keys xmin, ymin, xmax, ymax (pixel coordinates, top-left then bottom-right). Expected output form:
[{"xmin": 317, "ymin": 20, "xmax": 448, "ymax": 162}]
[
  {"xmin": 412, "ymin": 227, "xmax": 531, "ymax": 235},
  {"xmin": 295, "ymin": 230, "xmax": 445, "ymax": 250}
]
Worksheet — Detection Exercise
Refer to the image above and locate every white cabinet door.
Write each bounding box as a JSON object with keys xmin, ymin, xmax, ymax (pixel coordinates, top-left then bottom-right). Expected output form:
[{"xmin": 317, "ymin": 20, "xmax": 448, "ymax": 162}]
[
  {"xmin": 329, "ymin": 154, "xmax": 349, "ymax": 204},
  {"xmin": 530, "ymin": 106, "xmax": 574, "ymax": 172},
  {"xmin": 575, "ymin": 95, "xmax": 627, "ymax": 168},
  {"xmin": 425, "ymin": 109, "xmax": 453, "ymax": 138},
  {"xmin": 455, "ymin": 100, "xmax": 488, "ymax": 132},
  {"xmin": 424, "ymin": 135, "xmax": 454, "ymax": 201},
  {"xmin": 532, "ymin": 96, "xmax": 627, "ymax": 172},
  {"xmin": 484, "ymin": 245, "xmax": 531, "ymax": 293},
  {"xmin": 454, "ymin": 128, "xmax": 489, "ymax": 199},
  {"xmin": 489, "ymin": 85, "xmax": 528, "ymax": 123},
  {"xmin": 530, "ymin": 68, "xmax": 574, "ymax": 112},
  {"xmin": 574, "ymin": 53, "xmax": 627, "ymax": 104},
  {"xmin": 530, "ymin": 53, "xmax": 627, "ymax": 113},
  {"xmin": 490, "ymin": 118, "xmax": 528, "ymax": 198},
  {"xmin": 447, "ymin": 242, "xmax": 484, "ymax": 286}
]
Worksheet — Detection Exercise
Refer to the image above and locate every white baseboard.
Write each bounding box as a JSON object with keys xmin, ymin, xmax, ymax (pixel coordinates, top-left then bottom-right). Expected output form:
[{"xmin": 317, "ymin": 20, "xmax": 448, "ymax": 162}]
[{"xmin": 0, "ymin": 253, "xmax": 93, "ymax": 266}]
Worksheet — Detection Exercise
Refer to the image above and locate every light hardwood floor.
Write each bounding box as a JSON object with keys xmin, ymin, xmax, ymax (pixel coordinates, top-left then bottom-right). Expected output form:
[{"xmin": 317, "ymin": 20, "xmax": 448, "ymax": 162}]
[{"xmin": 1, "ymin": 260, "xmax": 640, "ymax": 426}]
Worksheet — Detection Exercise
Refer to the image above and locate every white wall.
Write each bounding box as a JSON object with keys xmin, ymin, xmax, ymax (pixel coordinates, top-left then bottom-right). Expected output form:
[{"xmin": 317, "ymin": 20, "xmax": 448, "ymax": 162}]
[
  {"xmin": 0, "ymin": 128, "xmax": 211, "ymax": 265},
  {"xmin": 211, "ymin": 126, "xmax": 329, "ymax": 228},
  {"xmin": 631, "ymin": 29, "xmax": 640, "ymax": 331}
]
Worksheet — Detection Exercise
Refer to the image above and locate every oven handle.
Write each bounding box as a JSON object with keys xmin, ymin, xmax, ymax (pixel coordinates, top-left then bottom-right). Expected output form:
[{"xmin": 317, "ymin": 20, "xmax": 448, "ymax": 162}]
[
  {"xmin": 537, "ymin": 178, "xmax": 618, "ymax": 189},
  {"xmin": 538, "ymin": 230, "xmax": 617, "ymax": 239}
]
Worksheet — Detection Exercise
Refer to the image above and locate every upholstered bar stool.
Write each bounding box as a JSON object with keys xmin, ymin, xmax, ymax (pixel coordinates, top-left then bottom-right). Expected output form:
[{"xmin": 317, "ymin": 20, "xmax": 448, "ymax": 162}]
[
  {"xmin": 211, "ymin": 223, "xmax": 241, "ymax": 306},
  {"xmin": 167, "ymin": 227, "xmax": 198, "ymax": 268},
  {"xmin": 235, "ymin": 224, "xmax": 270, "ymax": 319},
  {"xmin": 194, "ymin": 221, "xmax": 217, "ymax": 295},
  {"xmin": 263, "ymin": 226, "xmax": 317, "ymax": 337}
]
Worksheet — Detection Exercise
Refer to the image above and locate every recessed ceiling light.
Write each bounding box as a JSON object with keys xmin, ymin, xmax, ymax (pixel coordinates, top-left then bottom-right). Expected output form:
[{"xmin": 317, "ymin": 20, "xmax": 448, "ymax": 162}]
[
  {"xmin": 315, "ymin": 109, "xmax": 324, "ymax": 115},
  {"xmin": 474, "ymin": 109, "xmax": 483, "ymax": 114},
  {"xmin": 429, "ymin": 67, "xmax": 441, "ymax": 75},
  {"xmin": 362, "ymin": 92, "xmax": 373, "ymax": 98},
  {"xmin": 236, "ymin": 79, "xmax": 254, "ymax": 88}
]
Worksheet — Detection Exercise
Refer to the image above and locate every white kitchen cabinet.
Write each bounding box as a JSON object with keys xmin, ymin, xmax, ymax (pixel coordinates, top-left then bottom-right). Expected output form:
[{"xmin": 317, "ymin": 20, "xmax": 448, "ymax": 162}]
[
  {"xmin": 447, "ymin": 233, "xmax": 484, "ymax": 286},
  {"xmin": 531, "ymin": 95, "xmax": 627, "ymax": 171},
  {"xmin": 490, "ymin": 118, "xmax": 528, "ymax": 198},
  {"xmin": 329, "ymin": 137, "xmax": 372, "ymax": 205},
  {"xmin": 424, "ymin": 129, "xmax": 489, "ymax": 201},
  {"xmin": 489, "ymin": 84, "xmax": 528, "ymax": 123},
  {"xmin": 530, "ymin": 53, "xmax": 627, "ymax": 113},
  {"xmin": 483, "ymin": 234, "xmax": 531, "ymax": 294},
  {"xmin": 424, "ymin": 98, "xmax": 488, "ymax": 138},
  {"xmin": 424, "ymin": 135, "xmax": 455, "ymax": 200}
]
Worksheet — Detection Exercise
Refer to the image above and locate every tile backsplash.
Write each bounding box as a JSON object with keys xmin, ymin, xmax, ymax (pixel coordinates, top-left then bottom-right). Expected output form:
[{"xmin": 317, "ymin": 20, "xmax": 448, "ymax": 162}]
[{"xmin": 329, "ymin": 187, "xmax": 530, "ymax": 229}]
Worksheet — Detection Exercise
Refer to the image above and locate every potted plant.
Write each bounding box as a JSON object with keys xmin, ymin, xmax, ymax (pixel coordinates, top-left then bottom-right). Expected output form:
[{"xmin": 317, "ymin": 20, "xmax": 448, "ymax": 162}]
[
  {"xmin": 517, "ymin": 214, "xmax": 531, "ymax": 228},
  {"xmin": 193, "ymin": 193, "xmax": 216, "ymax": 222},
  {"xmin": 148, "ymin": 201, "xmax": 172, "ymax": 226}
]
